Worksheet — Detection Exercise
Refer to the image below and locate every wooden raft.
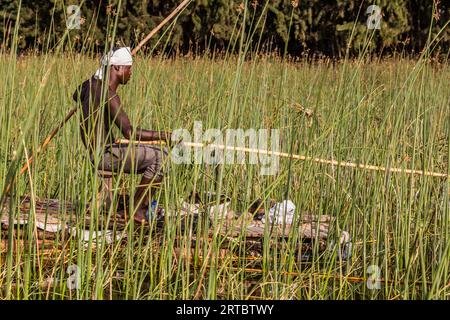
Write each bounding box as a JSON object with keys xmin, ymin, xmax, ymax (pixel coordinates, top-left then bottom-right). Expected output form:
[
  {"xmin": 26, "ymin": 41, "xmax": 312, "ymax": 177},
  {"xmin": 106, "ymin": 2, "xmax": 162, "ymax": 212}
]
[{"xmin": 1, "ymin": 196, "xmax": 335, "ymax": 242}]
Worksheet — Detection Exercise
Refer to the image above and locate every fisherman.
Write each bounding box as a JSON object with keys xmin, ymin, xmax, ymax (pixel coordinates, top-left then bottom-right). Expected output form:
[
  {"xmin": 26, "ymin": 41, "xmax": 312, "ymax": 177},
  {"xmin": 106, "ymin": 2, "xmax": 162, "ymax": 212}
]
[{"xmin": 72, "ymin": 46, "xmax": 171, "ymax": 224}]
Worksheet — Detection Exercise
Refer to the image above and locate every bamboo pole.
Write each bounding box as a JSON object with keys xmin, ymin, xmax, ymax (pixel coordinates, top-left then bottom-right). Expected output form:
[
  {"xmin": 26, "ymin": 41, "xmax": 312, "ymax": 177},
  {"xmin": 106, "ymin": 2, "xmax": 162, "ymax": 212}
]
[
  {"xmin": 118, "ymin": 139, "xmax": 450, "ymax": 179},
  {"xmin": 19, "ymin": 108, "xmax": 78, "ymax": 176},
  {"xmin": 131, "ymin": 0, "xmax": 192, "ymax": 55}
]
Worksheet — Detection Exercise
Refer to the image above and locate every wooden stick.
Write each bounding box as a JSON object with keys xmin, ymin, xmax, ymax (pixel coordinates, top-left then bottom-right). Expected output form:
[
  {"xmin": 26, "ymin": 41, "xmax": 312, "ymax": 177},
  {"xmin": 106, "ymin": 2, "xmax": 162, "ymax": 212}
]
[
  {"xmin": 1, "ymin": 108, "xmax": 78, "ymax": 198},
  {"xmin": 118, "ymin": 139, "xmax": 449, "ymax": 179},
  {"xmin": 131, "ymin": 0, "xmax": 192, "ymax": 55},
  {"xmin": 19, "ymin": 108, "xmax": 78, "ymax": 176}
]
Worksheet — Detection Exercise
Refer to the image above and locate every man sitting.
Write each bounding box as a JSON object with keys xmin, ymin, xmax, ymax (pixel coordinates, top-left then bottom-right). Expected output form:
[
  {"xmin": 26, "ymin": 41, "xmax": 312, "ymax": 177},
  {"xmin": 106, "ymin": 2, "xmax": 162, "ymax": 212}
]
[{"xmin": 72, "ymin": 46, "xmax": 171, "ymax": 224}]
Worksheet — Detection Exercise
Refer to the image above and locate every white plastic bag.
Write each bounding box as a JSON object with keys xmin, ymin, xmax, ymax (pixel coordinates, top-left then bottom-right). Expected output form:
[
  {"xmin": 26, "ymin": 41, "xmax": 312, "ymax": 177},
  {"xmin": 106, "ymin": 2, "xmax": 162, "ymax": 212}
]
[{"xmin": 261, "ymin": 200, "xmax": 296, "ymax": 225}]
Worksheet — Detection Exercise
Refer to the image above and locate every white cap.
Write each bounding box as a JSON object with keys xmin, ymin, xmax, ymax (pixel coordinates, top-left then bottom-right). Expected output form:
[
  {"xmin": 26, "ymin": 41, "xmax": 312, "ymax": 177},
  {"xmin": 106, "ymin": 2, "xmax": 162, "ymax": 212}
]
[{"xmin": 94, "ymin": 47, "xmax": 133, "ymax": 80}]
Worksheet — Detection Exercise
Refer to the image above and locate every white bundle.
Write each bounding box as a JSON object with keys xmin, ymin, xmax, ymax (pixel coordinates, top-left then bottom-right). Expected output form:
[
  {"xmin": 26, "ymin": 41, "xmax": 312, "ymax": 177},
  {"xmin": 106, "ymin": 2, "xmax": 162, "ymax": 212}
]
[{"xmin": 261, "ymin": 200, "xmax": 296, "ymax": 225}]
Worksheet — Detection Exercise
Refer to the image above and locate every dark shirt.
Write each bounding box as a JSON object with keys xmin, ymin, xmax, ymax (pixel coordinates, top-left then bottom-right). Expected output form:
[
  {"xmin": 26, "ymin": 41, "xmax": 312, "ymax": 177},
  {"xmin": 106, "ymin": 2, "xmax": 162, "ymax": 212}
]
[
  {"xmin": 72, "ymin": 76, "xmax": 132, "ymax": 155},
  {"xmin": 72, "ymin": 76, "xmax": 170, "ymax": 155}
]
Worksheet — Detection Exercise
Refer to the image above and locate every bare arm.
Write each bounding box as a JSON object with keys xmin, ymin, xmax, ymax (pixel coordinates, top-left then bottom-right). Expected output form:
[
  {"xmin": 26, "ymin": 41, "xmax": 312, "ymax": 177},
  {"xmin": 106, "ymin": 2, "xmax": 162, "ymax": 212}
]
[{"xmin": 108, "ymin": 94, "xmax": 171, "ymax": 142}]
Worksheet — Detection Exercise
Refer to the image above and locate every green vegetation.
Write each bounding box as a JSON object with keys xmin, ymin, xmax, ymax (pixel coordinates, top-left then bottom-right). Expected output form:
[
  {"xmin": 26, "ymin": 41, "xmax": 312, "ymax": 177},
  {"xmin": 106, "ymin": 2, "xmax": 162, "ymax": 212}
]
[
  {"xmin": 1, "ymin": 0, "xmax": 449, "ymax": 57},
  {"xmin": 0, "ymin": 0, "xmax": 449, "ymax": 300}
]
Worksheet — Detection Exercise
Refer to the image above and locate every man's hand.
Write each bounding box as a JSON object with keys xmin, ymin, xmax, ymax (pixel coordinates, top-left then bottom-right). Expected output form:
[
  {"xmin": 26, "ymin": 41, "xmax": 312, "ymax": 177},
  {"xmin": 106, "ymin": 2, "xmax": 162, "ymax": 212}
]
[
  {"xmin": 165, "ymin": 131, "xmax": 188, "ymax": 148},
  {"xmin": 163, "ymin": 132, "xmax": 188, "ymax": 149},
  {"xmin": 133, "ymin": 128, "xmax": 172, "ymax": 143}
]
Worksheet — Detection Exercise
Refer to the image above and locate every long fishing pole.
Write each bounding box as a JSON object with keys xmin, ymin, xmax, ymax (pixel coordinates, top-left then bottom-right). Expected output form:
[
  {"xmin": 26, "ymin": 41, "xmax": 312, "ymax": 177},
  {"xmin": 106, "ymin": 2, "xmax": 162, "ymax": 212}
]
[{"xmin": 118, "ymin": 139, "xmax": 450, "ymax": 179}]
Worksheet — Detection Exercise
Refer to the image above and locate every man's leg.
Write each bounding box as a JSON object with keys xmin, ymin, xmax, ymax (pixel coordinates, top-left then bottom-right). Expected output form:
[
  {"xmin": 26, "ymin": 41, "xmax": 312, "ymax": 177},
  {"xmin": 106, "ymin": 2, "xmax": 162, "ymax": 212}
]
[
  {"xmin": 131, "ymin": 145, "xmax": 168, "ymax": 223},
  {"xmin": 109, "ymin": 143, "xmax": 167, "ymax": 223}
]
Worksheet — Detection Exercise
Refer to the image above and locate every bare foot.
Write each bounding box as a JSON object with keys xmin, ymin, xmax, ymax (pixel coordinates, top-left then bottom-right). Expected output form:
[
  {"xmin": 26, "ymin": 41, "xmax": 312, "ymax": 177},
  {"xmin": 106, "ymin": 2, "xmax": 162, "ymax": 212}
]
[{"xmin": 133, "ymin": 207, "xmax": 149, "ymax": 225}]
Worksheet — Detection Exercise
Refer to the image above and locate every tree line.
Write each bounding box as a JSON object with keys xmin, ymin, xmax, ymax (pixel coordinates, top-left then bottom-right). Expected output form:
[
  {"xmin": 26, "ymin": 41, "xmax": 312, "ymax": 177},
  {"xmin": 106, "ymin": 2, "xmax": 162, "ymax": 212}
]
[{"xmin": 1, "ymin": 0, "xmax": 449, "ymax": 57}]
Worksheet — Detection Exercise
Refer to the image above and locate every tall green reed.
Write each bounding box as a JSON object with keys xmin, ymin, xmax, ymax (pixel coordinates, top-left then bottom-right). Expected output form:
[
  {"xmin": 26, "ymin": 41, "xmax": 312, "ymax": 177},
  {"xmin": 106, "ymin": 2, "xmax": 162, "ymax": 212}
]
[{"xmin": 0, "ymin": 1, "xmax": 449, "ymax": 300}]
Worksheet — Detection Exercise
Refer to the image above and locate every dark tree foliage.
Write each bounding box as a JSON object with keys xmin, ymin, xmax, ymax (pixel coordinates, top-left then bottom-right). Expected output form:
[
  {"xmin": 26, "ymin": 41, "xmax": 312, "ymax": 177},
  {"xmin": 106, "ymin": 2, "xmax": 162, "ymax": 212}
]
[{"xmin": 0, "ymin": 0, "xmax": 448, "ymax": 57}]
